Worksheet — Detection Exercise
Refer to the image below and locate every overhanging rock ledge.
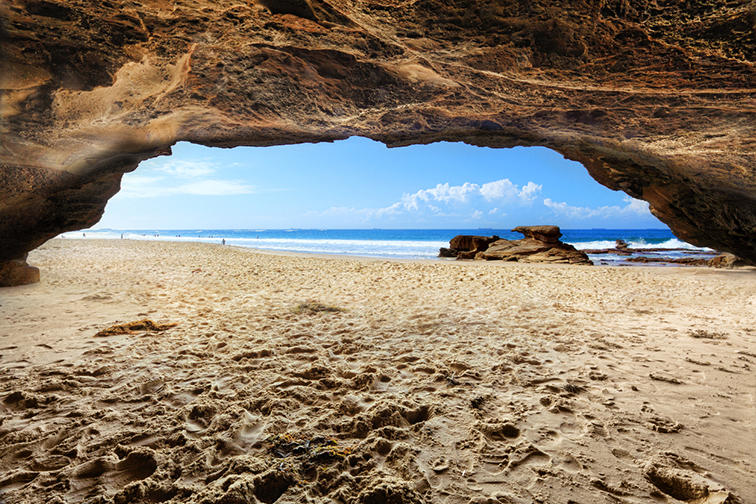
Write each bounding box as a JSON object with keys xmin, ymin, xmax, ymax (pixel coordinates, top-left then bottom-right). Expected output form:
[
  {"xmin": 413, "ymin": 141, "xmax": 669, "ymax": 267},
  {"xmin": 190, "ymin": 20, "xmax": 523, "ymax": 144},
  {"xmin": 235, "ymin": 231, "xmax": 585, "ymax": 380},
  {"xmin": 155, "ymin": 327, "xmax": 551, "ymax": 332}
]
[{"xmin": 1, "ymin": 0, "xmax": 754, "ymax": 285}]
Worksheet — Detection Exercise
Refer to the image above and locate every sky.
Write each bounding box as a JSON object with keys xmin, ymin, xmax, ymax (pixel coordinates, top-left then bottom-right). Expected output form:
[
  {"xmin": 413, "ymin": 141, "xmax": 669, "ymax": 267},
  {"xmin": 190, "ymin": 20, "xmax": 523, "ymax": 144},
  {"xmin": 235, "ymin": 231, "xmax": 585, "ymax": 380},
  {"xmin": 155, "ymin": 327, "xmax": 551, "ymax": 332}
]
[{"xmin": 96, "ymin": 137, "xmax": 667, "ymax": 229}]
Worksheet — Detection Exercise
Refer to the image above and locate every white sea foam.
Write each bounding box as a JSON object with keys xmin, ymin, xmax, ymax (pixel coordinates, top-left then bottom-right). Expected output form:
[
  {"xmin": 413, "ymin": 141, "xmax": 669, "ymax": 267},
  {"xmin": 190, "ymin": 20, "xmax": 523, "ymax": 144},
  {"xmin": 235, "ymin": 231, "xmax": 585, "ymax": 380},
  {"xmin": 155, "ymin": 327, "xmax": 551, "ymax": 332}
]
[
  {"xmin": 569, "ymin": 238, "xmax": 711, "ymax": 251},
  {"xmin": 60, "ymin": 232, "xmax": 448, "ymax": 258},
  {"xmin": 60, "ymin": 231, "xmax": 712, "ymax": 259}
]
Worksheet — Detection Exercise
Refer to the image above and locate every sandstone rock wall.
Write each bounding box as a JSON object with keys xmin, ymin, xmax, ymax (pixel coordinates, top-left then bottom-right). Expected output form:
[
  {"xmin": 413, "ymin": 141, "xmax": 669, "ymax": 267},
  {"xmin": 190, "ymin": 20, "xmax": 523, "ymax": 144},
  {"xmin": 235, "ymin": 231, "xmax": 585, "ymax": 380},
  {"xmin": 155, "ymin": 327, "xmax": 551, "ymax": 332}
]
[{"xmin": 1, "ymin": 0, "xmax": 754, "ymax": 276}]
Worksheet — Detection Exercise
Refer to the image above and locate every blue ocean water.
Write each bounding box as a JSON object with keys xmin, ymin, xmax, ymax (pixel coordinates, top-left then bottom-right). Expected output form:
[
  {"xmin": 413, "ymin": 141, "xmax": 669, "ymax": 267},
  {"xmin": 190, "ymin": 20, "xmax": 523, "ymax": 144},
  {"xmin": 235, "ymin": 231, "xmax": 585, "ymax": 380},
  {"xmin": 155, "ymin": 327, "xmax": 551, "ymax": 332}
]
[{"xmin": 62, "ymin": 228, "xmax": 713, "ymax": 264}]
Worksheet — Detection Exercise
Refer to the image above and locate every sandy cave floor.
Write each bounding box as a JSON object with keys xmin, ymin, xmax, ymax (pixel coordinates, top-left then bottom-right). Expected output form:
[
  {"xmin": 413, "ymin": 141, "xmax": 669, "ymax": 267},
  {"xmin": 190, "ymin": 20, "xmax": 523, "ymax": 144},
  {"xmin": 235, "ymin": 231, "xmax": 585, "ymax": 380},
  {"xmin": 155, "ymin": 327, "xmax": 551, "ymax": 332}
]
[{"xmin": 0, "ymin": 239, "xmax": 754, "ymax": 504}]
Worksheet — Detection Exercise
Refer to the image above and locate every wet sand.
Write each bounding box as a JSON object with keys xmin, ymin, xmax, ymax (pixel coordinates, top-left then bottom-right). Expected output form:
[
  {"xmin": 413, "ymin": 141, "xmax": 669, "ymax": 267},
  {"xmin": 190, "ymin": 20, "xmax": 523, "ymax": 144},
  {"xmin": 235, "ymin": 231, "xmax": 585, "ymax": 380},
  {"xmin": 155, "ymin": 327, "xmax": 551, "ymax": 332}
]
[{"xmin": 1, "ymin": 239, "xmax": 754, "ymax": 503}]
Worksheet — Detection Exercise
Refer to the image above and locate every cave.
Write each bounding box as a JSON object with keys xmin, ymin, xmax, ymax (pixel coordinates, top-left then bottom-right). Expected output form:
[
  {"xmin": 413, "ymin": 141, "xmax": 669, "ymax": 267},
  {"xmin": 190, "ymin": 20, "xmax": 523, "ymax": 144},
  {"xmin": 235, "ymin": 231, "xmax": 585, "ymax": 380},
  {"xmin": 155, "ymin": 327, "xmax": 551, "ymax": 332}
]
[{"xmin": 1, "ymin": 0, "xmax": 754, "ymax": 286}]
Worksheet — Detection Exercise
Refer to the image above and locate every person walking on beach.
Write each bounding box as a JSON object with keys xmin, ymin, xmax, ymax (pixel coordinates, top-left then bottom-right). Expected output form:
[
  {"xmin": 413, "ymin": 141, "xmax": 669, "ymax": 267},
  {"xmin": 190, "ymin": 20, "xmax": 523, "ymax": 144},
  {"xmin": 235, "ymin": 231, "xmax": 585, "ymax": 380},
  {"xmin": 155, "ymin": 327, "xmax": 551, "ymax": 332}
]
[{"xmin": 222, "ymin": 239, "xmax": 226, "ymax": 245}]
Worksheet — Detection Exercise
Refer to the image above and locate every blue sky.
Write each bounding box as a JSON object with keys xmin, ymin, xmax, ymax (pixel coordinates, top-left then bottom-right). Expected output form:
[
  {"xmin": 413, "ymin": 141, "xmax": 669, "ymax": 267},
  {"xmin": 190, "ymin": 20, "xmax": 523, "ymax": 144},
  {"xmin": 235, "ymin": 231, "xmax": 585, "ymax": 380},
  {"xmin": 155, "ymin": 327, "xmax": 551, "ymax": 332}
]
[{"xmin": 97, "ymin": 137, "xmax": 666, "ymax": 229}]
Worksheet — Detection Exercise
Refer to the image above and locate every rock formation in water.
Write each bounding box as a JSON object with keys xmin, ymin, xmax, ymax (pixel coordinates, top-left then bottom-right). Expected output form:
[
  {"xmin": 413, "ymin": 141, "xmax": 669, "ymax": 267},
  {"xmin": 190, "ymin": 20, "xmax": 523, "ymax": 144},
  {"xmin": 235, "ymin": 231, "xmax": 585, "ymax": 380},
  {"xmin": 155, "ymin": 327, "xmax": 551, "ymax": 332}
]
[
  {"xmin": 626, "ymin": 252, "xmax": 747, "ymax": 268},
  {"xmin": 442, "ymin": 226, "xmax": 592, "ymax": 264},
  {"xmin": 440, "ymin": 235, "xmax": 500, "ymax": 259},
  {"xmin": 706, "ymin": 252, "xmax": 747, "ymax": 268},
  {"xmin": 1, "ymin": 0, "xmax": 754, "ymax": 283}
]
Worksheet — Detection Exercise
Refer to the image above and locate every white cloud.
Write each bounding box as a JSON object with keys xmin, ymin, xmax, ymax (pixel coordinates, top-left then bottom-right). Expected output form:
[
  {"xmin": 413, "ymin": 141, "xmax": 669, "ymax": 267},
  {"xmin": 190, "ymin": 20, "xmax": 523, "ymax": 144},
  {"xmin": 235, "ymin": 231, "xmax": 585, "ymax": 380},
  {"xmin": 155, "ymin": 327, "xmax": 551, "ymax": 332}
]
[
  {"xmin": 519, "ymin": 181, "xmax": 542, "ymax": 201},
  {"xmin": 122, "ymin": 175, "xmax": 164, "ymax": 187},
  {"xmin": 120, "ymin": 176, "xmax": 255, "ymax": 198},
  {"xmin": 118, "ymin": 158, "xmax": 256, "ymax": 198},
  {"xmin": 311, "ymin": 178, "xmax": 542, "ymax": 223},
  {"xmin": 374, "ymin": 201, "xmax": 402, "ymax": 217},
  {"xmin": 543, "ymin": 196, "xmax": 651, "ymax": 219},
  {"xmin": 479, "ymin": 179, "xmax": 542, "ymax": 202},
  {"xmin": 480, "ymin": 179, "xmax": 517, "ymax": 200},
  {"xmin": 154, "ymin": 159, "xmax": 216, "ymax": 178},
  {"xmin": 622, "ymin": 197, "xmax": 651, "ymax": 214},
  {"xmin": 173, "ymin": 180, "xmax": 255, "ymax": 196},
  {"xmin": 400, "ymin": 178, "xmax": 540, "ymax": 211},
  {"xmin": 400, "ymin": 182, "xmax": 479, "ymax": 210}
]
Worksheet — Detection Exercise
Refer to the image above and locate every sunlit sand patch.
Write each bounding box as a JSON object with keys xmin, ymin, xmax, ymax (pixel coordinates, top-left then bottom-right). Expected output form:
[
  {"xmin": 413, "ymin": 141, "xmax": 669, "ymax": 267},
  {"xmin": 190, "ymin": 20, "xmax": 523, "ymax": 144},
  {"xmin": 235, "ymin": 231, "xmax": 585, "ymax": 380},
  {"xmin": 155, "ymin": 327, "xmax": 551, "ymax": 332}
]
[{"xmin": 0, "ymin": 239, "xmax": 753, "ymax": 503}]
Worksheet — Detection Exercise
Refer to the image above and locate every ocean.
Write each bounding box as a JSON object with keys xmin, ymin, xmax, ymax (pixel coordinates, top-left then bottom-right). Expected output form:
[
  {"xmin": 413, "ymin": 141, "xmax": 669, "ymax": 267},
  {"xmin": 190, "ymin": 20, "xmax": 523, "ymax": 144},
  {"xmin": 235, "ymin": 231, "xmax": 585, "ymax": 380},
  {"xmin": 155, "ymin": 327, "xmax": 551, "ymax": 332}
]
[{"xmin": 61, "ymin": 228, "xmax": 714, "ymax": 265}]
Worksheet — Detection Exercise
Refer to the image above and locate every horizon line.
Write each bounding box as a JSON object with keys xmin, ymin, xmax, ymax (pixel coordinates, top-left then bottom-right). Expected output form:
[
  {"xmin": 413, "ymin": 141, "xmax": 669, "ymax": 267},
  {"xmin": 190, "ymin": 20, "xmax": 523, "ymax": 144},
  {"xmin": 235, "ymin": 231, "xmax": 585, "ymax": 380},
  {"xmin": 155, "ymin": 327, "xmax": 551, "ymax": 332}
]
[{"xmin": 84, "ymin": 226, "xmax": 672, "ymax": 231}]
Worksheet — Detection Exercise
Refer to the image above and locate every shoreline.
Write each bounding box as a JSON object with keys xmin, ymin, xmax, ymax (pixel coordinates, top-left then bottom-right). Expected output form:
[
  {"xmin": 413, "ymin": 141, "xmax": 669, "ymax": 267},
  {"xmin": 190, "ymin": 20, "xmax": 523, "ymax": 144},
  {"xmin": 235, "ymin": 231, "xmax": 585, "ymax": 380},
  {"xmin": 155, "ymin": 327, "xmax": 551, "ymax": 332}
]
[
  {"xmin": 55, "ymin": 236, "xmax": 728, "ymax": 268},
  {"xmin": 187, "ymin": 241, "xmax": 738, "ymax": 270},
  {"xmin": 1, "ymin": 239, "xmax": 754, "ymax": 503},
  {"xmin": 59, "ymin": 227, "xmax": 714, "ymax": 265}
]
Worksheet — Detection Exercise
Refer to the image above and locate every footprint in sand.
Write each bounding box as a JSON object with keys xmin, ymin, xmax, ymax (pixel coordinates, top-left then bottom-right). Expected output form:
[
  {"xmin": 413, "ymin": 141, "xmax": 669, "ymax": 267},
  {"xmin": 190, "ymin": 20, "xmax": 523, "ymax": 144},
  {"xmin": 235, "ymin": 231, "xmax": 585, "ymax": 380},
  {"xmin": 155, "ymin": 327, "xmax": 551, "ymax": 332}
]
[
  {"xmin": 506, "ymin": 444, "xmax": 551, "ymax": 481},
  {"xmin": 644, "ymin": 462, "xmax": 738, "ymax": 503},
  {"xmin": 185, "ymin": 402, "xmax": 217, "ymax": 434},
  {"xmin": 476, "ymin": 421, "xmax": 521, "ymax": 442},
  {"xmin": 70, "ymin": 450, "xmax": 157, "ymax": 492},
  {"xmin": 234, "ymin": 411, "xmax": 269, "ymax": 449}
]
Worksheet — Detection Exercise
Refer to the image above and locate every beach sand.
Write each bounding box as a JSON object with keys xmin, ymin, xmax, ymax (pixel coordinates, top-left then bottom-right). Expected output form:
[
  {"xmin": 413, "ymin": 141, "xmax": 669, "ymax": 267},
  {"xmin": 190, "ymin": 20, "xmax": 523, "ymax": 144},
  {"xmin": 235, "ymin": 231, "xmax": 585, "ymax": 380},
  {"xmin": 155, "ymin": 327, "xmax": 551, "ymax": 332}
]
[{"xmin": 1, "ymin": 239, "xmax": 754, "ymax": 504}]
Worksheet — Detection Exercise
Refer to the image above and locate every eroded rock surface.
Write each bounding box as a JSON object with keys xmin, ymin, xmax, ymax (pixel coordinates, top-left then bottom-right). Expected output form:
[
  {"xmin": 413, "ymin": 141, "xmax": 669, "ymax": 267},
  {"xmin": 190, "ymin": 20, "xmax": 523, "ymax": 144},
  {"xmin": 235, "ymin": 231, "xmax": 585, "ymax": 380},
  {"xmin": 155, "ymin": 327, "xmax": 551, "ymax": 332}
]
[
  {"xmin": 0, "ymin": 254, "xmax": 40, "ymax": 287},
  {"xmin": 483, "ymin": 226, "xmax": 592, "ymax": 264},
  {"xmin": 1, "ymin": 0, "xmax": 754, "ymax": 279},
  {"xmin": 442, "ymin": 226, "xmax": 593, "ymax": 264},
  {"xmin": 625, "ymin": 252, "xmax": 748, "ymax": 268},
  {"xmin": 481, "ymin": 242, "xmax": 591, "ymax": 265},
  {"xmin": 511, "ymin": 225, "xmax": 562, "ymax": 244},
  {"xmin": 441, "ymin": 235, "xmax": 500, "ymax": 259}
]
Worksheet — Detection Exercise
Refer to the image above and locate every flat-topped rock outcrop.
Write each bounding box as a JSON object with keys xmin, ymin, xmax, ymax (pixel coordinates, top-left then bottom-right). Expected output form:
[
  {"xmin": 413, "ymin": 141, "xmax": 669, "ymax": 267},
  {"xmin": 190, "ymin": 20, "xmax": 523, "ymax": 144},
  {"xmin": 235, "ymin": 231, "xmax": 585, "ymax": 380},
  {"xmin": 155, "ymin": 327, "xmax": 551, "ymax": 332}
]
[
  {"xmin": 1, "ymin": 0, "xmax": 754, "ymax": 284},
  {"xmin": 441, "ymin": 226, "xmax": 592, "ymax": 264},
  {"xmin": 510, "ymin": 226, "xmax": 562, "ymax": 244}
]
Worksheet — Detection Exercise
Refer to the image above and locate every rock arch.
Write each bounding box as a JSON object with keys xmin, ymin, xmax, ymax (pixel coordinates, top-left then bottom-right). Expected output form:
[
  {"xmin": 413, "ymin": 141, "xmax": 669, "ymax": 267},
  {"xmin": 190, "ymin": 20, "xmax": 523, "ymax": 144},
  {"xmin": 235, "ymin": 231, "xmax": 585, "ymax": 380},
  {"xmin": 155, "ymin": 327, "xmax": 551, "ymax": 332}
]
[{"xmin": 1, "ymin": 0, "xmax": 754, "ymax": 283}]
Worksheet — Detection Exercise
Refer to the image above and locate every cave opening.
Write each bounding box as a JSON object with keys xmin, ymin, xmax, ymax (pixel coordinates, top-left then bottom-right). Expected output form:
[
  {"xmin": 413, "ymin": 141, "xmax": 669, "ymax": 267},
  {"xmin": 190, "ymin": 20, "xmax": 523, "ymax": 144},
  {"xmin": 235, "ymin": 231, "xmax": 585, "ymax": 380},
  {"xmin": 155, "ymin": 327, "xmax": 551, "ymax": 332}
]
[{"xmin": 58, "ymin": 137, "xmax": 715, "ymax": 265}]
